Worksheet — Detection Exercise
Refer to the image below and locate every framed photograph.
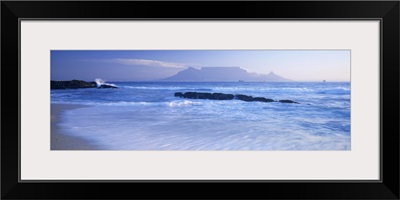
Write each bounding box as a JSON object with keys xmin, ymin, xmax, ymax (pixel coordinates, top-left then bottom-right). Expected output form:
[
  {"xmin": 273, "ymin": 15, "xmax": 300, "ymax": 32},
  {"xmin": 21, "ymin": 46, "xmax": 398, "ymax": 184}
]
[{"xmin": 2, "ymin": 1, "xmax": 399, "ymax": 199}]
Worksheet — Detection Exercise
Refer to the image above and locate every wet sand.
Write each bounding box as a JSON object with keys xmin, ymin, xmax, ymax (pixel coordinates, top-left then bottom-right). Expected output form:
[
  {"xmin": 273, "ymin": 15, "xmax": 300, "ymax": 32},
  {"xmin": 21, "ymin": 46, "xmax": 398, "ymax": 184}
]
[{"xmin": 51, "ymin": 104, "xmax": 100, "ymax": 150}]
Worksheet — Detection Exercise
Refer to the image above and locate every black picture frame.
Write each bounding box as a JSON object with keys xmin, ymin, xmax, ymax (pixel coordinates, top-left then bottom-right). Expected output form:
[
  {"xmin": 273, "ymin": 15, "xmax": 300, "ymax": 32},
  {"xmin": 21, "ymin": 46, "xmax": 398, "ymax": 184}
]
[{"xmin": 2, "ymin": 1, "xmax": 399, "ymax": 199}]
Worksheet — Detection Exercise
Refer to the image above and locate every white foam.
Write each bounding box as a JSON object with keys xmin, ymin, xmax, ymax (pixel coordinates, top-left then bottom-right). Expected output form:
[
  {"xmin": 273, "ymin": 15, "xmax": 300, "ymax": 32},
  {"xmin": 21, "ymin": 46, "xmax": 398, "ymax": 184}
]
[
  {"xmin": 57, "ymin": 101, "xmax": 350, "ymax": 150},
  {"xmin": 95, "ymin": 78, "xmax": 117, "ymax": 87},
  {"xmin": 167, "ymin": 100, "xmax": 201, "ymax": 107}
]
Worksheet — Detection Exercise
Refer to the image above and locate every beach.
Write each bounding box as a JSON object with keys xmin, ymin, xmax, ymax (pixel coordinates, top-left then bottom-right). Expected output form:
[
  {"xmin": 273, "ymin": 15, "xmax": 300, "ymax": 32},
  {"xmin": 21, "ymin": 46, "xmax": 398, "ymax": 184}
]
[{"xmin": 51, "ymin": 103, "xmax": 100, "ymax": 150}]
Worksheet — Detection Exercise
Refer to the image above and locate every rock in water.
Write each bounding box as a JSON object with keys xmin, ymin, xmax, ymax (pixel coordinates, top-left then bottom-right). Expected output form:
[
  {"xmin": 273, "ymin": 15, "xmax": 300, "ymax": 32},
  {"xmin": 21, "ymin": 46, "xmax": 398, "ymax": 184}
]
[
  {"xmin": 235, "ymin": 94, "xmax": 254, "ymax": 102},
  {"xmin": 51, "ymin": 80, "xmax": 118, "ymax": 89},
  {"xmin": 99, "ymin": 84, "xmax": 118, "ymax": 89},
  {"xmin": 235, "ymin": 95, "xmax": 275, "ymax": 102},
  {"xmin": 183, "ymin": 92, "xmax": 197, "ymax": 99},
  {"xmin": 51, "ymin": 80, "xmax": 97, "ymax": 89},
  {"xmin": 253, "ymin": 97, "xmax": 275, "ymax": 102},
  {"xmin": 279, "ymin": 100, "xmax": 299, "ymax": 104},
  {"xmin": 214, "ymin": 93, "xmax": 235, "ymax": 100},
  {"xmin": 175, "ymin": 92, "xmax": 234, "ymax": 100},
  {"xmin": 174, "ymin": 92, "xmax": 184, "ymax": 97},
  {"xmin": 174, "ymin": 92, "xmax": 299, "ymax": 104}
]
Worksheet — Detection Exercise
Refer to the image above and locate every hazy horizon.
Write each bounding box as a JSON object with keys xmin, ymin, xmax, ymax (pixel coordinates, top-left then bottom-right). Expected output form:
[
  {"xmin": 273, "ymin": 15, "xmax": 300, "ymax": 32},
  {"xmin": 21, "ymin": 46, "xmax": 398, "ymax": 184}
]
[{"xmin": 51, "ymin": 50, "xmax": 350, "ymax": 82}]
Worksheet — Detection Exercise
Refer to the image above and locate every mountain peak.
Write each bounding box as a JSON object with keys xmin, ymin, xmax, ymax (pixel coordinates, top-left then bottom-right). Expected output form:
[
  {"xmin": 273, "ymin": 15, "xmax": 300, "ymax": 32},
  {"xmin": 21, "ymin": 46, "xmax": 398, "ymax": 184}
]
[{"xmin": 162, "ymin": 67, "xmax": 291, "ymax": 82}]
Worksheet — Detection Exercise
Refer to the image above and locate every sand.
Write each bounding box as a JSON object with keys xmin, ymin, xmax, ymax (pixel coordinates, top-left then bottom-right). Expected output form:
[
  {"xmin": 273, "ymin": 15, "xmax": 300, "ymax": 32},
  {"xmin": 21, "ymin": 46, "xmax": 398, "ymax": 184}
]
[{"xmin": 51, "ymin": 104, "xmax": 100, "ymax": 150}]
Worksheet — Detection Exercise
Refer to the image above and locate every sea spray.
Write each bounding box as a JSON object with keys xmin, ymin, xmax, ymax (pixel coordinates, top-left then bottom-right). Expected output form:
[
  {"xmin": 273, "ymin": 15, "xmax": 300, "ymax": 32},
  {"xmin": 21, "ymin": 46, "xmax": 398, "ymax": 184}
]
[
  {"xmin": 95, "ymin": 78, "xmax": 116, "ymax": 87},
  {"xmin": 95, "ymin": 78, "xmax": 105, "ymax": 87}
]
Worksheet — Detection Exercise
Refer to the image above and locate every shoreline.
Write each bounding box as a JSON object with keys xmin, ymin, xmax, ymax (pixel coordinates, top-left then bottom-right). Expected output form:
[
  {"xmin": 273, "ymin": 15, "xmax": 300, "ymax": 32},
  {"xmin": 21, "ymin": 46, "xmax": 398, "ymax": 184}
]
[{"xmin": 51, "ymin": 103, "xmax": 101, "ymax": 150}]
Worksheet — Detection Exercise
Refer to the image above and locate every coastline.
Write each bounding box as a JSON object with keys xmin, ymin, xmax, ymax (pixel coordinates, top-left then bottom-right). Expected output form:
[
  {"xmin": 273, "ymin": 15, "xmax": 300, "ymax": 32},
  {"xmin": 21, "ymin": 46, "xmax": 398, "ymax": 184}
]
[{"xmin": 51, "ymin": 103, "xmax": 100, "ymax": 150}]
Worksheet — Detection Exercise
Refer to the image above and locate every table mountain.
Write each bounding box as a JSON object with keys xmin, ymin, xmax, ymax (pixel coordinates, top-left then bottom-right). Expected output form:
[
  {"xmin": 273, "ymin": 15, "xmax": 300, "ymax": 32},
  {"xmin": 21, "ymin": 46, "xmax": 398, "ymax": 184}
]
[{"xmin": 162, "ymin": 67, "xmax": 291, "ymax": 82}]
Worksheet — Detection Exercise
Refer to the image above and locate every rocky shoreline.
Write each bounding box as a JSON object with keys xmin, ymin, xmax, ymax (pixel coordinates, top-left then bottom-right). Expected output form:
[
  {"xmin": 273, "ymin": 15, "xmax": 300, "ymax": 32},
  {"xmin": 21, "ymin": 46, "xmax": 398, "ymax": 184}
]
[
  {"xmin": 51, "ymin": 80, "xmax": 118, "ymax": 89},
  {"xmin": 174, "ymin": 92, "xmax": 299, "ymax": 104}
]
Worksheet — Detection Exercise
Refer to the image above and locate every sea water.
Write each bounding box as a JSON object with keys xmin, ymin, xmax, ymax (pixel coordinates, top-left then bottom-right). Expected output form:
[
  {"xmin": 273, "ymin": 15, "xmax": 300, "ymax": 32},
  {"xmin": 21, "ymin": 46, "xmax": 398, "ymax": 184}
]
[{"xmin": 51, "ymin": 82, "xmax": 351, "ymax": 150}]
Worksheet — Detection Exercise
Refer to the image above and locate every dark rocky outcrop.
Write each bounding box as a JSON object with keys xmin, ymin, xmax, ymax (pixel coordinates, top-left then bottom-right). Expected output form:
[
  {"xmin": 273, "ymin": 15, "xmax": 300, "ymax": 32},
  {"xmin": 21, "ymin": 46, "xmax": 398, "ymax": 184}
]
[
  {"xmin": 175, "ymin": 92, "xmax": 234, "ymax": 100},
  {"xmin": 51, "ymin": 80, "xmax": 117, "ymax": 89},
  {"xmin": 174, "ymin": 92, "xmax": 184, "ymax": 97},
  {"xmin": 279, "ymin": 100, "xmax": 299, "ymax": 104},
  {"xmin": 253, "ymin": 97, "xmax": 275, "ymax": 103},
  {"xmin": 235, "ymin": 94, "xmax": 256, "ymax": 102},
  {"xmin": 51, "ymin": 80, "xmax": 96, "ymax": 89},
  {"xmin": 234, "ymin": 94, "xmax": 275, "ymax": 103},
  {"xmin": 98, "ymin": 84, "xmax": 118, "ymax": 89},
  {"xmin": 174, "ymin": 92, "xmax": 299, "ymax": 104}
]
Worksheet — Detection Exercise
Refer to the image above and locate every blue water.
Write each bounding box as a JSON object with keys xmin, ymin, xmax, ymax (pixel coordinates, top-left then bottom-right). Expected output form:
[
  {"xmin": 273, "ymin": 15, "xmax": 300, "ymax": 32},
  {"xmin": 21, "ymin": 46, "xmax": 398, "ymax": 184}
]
[{"xmin": 51, "ymin": 82, "xmax": 351, "ymax": 150}]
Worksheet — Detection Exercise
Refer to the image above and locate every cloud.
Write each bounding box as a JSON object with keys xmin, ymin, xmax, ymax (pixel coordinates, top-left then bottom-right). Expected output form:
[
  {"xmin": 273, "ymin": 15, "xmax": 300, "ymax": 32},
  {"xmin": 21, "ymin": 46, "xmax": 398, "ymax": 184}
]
[{"xmin": 85, "ymin": 58, "xmax": 186, "ymax": 68}]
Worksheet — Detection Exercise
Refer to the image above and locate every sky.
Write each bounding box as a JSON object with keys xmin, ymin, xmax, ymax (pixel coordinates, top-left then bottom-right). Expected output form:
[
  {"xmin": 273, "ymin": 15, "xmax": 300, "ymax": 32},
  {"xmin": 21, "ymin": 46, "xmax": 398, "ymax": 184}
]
[{"xmin": 51, "ymin": 50, "xmax": 350, "ymax": 82}]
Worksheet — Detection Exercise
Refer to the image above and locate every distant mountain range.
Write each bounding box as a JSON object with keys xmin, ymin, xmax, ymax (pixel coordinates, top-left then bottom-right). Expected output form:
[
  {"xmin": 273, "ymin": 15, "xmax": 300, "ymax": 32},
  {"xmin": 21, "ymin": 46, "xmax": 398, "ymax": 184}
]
[{"xmin": 161, "ymin": 67, "xmax": 291, "ymax": 82}]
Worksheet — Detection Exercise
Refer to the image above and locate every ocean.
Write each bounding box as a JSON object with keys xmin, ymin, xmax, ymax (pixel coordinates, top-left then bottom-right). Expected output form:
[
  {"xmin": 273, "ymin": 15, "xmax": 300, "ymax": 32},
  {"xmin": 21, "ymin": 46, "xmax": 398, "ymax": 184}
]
[{"xmin": 51, "ymin": 82, "xmax": 351, "ymax": 150}]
